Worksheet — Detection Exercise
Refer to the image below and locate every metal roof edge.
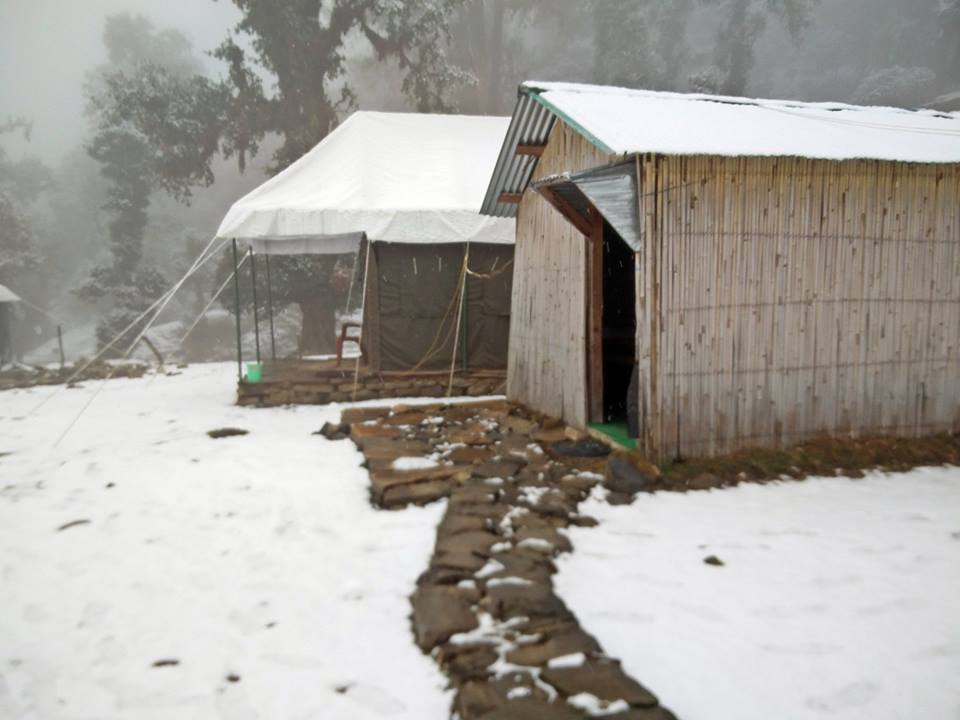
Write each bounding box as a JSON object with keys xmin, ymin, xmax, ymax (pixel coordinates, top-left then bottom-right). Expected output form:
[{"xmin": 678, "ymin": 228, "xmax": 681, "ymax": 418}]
[
  {"xmin": 524, "ymin": 88, "xmax": 616, "ymax": 156},
  {"xmin": 480, "ymin": 82, "xmax": 621, "ymax": 217},
  {"xmin": 479, "ymin": 85, "xmax": 556, "ymax": 217}
]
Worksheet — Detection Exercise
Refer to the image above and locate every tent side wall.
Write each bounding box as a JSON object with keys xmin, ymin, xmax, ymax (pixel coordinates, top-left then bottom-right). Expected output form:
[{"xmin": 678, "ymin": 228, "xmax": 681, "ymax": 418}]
[
  {"xmin": 363, "ymin": 241, "xmax": 514, "ymax": 372},
  {"xmin": 640, "ymin": 154, "xmax": 960, "ymax": 459},
  {"xmin": 508, "ymin": 121, "xmax": 611, "ymax": 426}
]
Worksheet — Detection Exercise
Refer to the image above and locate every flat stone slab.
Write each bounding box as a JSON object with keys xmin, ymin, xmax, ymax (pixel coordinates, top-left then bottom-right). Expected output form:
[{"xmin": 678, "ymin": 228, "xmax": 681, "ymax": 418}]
[
  {"xmin": 356, "ymin": 436, "xmax": 432, "ymax": 457},
  {"xmin": 448, "ymin": 423, "xmax": 497, "ymax": 445},
  {"xmin": 540, "ymin": 658, "xmax": 659, "ymax": 708},
  {"xmin": 474, "ymin": 458, "xmax": 526, "ymax": 479},
  {"xmin": 435, "ymin": 530, "xmax": 499, "ymax": 559},
  {"xmin": 370, "ymin": 465, "xmax": 471, "ymax": 507},
  {"xmin": 438, "ymin": 512, "xmax": 490, "ymax": 536},
  {"xmin": 411, "ymin": 586, "xmax": 478, "ymax": 651},
  {"xmin": 477, "ymin": 697, "xmax": 585, "ymax": 720},
  {"xmin": 436, "ymin": 642, "xmax": 498, "ymax": 680},
  {"xmin": 604, "ymin": 708, "xmax": 679, "ymax": 720},
  {"xmin": 506, "ymin": 626, "xmax": 602, "ymax": 666},
  {"xmin": 483, "ymin": 581, "xmax": 572, "ymax": 621},
  {"xmin": 449, "ymin": 445, "xmax": 498, "ymax": 464},
  {"xmin": 486, "ymin": 552, "xmax": 556, "ymax": 585},
  {"xmin": 341, "ymin": 407, "xmax": 392, "ymax": 424},
  {"xmin": 382, "ymin": 410, "xmax": 434, "ymax": 426},
  {"xmin": 501, "ymin": 416, "xmax": 539, "ymax": 435},
  {"xmin": 513, "ymin": 527, "xmax": 573, "ymax": 555},
  {"xmin": 348, "ymin": 423, "xmax": 402, "ymax": 440},
  {"xmin": 380, "ymin": 478, "xmax": 454, "ymax": 508},
  {"xmin": 431, "ymin": 549, "xmax": 489, "ymax": 573},
  {"xmin": 605, "ymin": 455, "xmax": 661, "ymax": 496}
]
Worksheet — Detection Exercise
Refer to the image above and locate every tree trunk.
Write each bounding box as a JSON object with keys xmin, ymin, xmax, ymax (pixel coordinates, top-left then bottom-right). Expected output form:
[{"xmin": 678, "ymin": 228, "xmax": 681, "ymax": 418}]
[
  {"xmin": 485, "ymin": 0, "xmax": 505, "ymax": 112},
  {"xmin": 298, "ymin": 295, "xmax": 337, "ymax": 356}
]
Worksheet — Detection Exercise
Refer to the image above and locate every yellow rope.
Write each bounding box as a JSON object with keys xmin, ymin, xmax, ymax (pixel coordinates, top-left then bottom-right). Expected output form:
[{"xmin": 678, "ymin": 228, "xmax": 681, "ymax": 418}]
[
  {"xmin": 395, "ymin": 252, "xmax": 469, "ymax": 376},
  {"xmin": 383, "ymin": 251, "xmax": 511, "ymax": 377},
  {"xmin": 465, "ymin": 258, "xmax": 513, "ymax": 280}
]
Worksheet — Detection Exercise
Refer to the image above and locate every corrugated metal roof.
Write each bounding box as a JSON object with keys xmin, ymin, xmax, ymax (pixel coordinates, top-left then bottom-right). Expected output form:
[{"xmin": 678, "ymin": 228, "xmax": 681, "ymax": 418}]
[
  {"xmin": 481, "ymin": 81, "xmax": 960, "ymax": 217},
  {"xmin": 479, "ymin": 90, "xmax": 556, "ymax": 218}
]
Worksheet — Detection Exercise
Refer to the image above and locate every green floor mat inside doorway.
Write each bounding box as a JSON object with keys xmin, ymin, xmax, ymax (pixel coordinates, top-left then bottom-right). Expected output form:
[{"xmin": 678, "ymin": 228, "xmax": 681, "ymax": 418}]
[{"xmin": 589, "ymin": 421, "xmax": 637, "ymax": 450}]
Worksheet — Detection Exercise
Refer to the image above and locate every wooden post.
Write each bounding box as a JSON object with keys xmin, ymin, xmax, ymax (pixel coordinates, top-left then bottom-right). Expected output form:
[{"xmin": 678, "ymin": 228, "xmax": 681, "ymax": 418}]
[
  {"xmin": 587, "ymin": 209, "xmax": 604, "ymax": 422},
  {"xmin": 637, "ymin": 154, "xmax": 660, "ymax": 458},
  {"xmin": 231, "ymin": 239, "xmax": 243, "ymax": 381},
  {"xmin": 352, "ymin": 238, "xmax": 372, "ymax": 401},
  {"xmin": 249, "ymin": 249, "xmax": 261, "ymax": 364},
  {"xmin": 461, "ymin": 243, "xmax": 469, "ymax": 372},
  {"xmin": 56, "ymin": 325, "xmax": 65, "ymax": 370},
  {"xmin": 265, "ymin": 254, "xmax": 276, "ymax": 361}
]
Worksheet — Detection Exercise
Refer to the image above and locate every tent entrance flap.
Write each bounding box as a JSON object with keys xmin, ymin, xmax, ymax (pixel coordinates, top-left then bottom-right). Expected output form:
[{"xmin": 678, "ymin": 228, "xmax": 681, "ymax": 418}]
[
  {"xmin": 534, "ymin": 161, "xmax": 641, "ymax": 250},
  {"xmin": 363, "ymin": 242, "xmax": 512, "ymax": 372}
]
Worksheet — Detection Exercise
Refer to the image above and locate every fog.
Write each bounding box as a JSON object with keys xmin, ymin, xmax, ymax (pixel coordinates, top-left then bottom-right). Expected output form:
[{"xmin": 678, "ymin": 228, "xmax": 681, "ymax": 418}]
[
  {"xmin": 0, "ymin": 0, "xmax": 241, "ymax": 163},
  {"xmin": 0, "ymin": 0, "xmax": 956, "ymax": 364}
]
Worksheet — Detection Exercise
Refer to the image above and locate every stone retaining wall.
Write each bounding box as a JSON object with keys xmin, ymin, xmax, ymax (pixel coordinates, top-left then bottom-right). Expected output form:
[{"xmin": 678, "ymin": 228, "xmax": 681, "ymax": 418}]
[{"xmin": 237, "ymin": 370, "xmax": 506, "ymax": 407}]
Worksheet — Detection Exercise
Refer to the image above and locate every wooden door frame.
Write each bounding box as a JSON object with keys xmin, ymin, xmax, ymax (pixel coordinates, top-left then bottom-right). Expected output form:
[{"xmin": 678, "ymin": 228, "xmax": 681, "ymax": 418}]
[
  {"xmin": 586, "ymin": 209, "xmax": 604, "ymax": 423},
  {"xmin": 531, "ymin": 181, "xmax": 605, "ymax": 425}
]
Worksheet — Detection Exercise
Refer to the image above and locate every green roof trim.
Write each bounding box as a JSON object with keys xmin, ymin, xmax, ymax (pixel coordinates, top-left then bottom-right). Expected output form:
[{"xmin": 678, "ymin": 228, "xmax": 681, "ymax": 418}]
[{"xmin": 524, "ymin": 86, "xmax": 616, "ymax": 156}]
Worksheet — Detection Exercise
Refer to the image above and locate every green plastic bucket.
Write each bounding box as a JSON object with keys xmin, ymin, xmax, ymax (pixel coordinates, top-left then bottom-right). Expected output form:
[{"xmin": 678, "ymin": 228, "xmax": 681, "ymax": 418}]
[{"xmin": 245, "ymin": 362, "xmax": 263, "ymax": 383}]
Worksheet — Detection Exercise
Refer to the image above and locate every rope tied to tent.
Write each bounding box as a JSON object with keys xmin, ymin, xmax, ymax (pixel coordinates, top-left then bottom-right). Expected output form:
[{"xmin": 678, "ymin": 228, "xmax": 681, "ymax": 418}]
[
  {"xmin": 393, "ymin": 251, "xmax": 469, "ymax": 377},
  {"xmin": 446, "ymin": 245, "xmax": 470, "ymax": 397},
  {"xmin": 465, "ymin": 259, "xmax": 513, "ymax": 280}
]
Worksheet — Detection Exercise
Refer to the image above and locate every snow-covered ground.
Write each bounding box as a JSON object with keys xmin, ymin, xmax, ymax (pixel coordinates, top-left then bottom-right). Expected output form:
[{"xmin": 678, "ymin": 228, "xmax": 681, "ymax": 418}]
[
  {"xmin": 558, "ymin": 471, "xmax": 960, "ymax": 720},
  {"xmin": 0, "ymin": 363, "xmax": 450, "ymax": 719}
]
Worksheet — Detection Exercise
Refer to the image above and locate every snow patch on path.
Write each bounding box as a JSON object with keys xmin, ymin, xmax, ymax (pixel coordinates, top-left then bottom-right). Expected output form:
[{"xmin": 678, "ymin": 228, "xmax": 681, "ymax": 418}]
[
  {"xmin": 556, "ymin": 470, "xmax": 960, "ymax": 720},
  {"xmin": 0, "ymin": 363, "xmax": 450, "ymax": 719}
]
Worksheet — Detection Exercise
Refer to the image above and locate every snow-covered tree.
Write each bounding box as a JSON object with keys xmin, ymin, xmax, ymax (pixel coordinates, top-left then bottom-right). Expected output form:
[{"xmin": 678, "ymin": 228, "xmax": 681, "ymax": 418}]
[
  {"xmin": 593, "ymin": 0, "xmax": 695, "ymax": 91},
  {"xmin": 853, "ymin": 66, "xmax": 938, "ymax": 108},
  {"xmin": 79, "ymin": 14, "xmax": 204, "ymax": 353},
  {"xmin": 90, "ymin": 0, "xmax": 472, "ymax": 355},
  {"xmin": 0, "ymin": 119, "xmax": 44, "ymax": 287}
]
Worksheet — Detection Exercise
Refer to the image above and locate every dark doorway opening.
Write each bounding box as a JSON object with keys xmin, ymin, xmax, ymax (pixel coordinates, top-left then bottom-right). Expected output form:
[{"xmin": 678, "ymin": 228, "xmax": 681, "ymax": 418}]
[{"xmin": 600, "ymin": 219, "xmax": 637, "ymax": 425}]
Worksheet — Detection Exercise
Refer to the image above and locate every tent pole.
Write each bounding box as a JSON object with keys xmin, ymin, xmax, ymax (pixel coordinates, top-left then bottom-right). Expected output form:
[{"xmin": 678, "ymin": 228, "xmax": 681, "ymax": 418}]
[
  {"xmin": 461, "ymin": 242, "xmax": 470, "ymax": 372},
  {"xmin": 249, "ymin": 249, "xmax": 261, "ymax": 364},
  {"xmin": 352, "ymin": 237, "xmax": 371, "ymax": 402},
  {"xmin": 232, "ymin": 239, "xmax": 243, "ymax": 381},
  {"xmin": 447, "ymin": 245, "xmax": 469, "ymax": 397},
  {"xmin": 265, "ymin": 254, "xmax": 276, "ymax": 361}
]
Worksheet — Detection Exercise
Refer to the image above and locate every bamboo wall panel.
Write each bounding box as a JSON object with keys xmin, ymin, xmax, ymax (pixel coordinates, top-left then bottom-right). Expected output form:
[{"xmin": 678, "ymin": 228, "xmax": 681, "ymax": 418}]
[
  {"xmin": 508, "ymin": 121, "xmax": 610, "ymax": 427},
  {"xmin": 643, "ymin": 155, "xmax": 960, "ymax": 458}
]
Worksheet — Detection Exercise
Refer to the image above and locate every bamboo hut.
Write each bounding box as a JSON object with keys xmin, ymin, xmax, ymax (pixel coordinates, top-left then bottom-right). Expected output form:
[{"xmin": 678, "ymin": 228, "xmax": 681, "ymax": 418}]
[{"xmin": 481, "ymin": 82, "xmax": 960, "ymax": 460}]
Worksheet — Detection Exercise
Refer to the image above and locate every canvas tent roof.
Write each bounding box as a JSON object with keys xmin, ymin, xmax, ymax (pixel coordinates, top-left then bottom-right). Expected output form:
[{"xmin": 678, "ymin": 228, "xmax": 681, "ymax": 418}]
[
  {"xmin": 217, "ymin": 111, "xmax": 514, "ymax": 255},
  {"xmin": 0, "ymin": 284, "xmax": 21, "ymax": 303},
  {"xmin": 482, "ymin": 81, "xmax": 960, "ymax": 217}
]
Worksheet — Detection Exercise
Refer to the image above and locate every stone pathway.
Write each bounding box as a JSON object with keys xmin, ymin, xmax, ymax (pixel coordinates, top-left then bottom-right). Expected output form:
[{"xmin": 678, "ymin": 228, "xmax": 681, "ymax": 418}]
[{"xmin": 329, "ymin": 400, "xmax": 677, "ymax": 720}]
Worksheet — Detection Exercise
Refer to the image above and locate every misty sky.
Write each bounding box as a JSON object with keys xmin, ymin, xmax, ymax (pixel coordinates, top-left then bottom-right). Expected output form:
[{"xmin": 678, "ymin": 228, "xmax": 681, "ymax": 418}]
[{"xmin": 0, "ymin": 0, "xmax": 241, "ymax": 164}]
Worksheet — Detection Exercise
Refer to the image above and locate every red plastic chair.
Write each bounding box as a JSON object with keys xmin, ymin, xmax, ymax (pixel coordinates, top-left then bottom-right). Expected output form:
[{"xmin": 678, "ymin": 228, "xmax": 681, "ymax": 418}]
[{"xmin": 336, "ymin": 323, "xmax": 362, "ymax": 367}]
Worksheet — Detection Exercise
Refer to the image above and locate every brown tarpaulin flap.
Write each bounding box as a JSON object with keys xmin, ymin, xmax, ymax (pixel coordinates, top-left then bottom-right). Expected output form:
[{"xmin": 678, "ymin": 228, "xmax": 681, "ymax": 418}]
[{"xmin": 362, "ymin": 242, "xmax": 513, "ymax": 371}]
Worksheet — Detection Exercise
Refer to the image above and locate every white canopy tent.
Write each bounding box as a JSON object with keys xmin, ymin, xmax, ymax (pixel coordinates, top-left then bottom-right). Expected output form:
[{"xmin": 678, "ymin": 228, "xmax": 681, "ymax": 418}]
[
  {"xmin": 216, "ymin": 111, "xmax": 515, "ymax": 253},
  {"xmin": 214, "ymin": 110, "xmax": 516, "ymax": 380}
]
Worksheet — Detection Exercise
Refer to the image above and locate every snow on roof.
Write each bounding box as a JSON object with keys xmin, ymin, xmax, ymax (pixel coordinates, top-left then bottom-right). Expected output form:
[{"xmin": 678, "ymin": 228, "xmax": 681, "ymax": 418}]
[
  {"xmin": 524, "ymin": 81, "xmax": 960, "ymax": 164},
  {"xmin": 216, "ymin": 111, "xmax": 515, "ymax": 252},
  {"xmin": 0, "ymin": 284, "xmax": 21, "ymax": 303}
]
